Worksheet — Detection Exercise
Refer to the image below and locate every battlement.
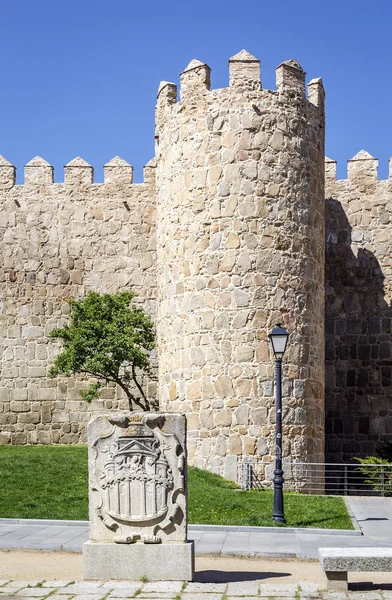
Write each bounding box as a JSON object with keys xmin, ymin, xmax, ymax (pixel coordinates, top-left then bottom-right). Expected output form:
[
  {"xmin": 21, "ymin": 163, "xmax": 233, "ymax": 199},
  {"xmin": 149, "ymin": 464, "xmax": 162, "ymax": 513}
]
[
  {"xmin": 156, "ymin": 49, "xmax": 324, "ymax": 109},
  {"xmin": 0, "ymin": 155, "xmax": 156, "ymax": 188},
  {"xmin": 325, "ymin": 151, "xmax": 392, "ymax": 182}
]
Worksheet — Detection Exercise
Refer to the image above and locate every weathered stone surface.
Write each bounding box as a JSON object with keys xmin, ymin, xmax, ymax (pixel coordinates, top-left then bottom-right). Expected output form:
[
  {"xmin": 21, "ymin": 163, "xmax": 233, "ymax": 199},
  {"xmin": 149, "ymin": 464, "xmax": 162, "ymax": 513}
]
[
  {"xmin": 156, "ymin": 51, "xmax": 325, "ymax": 479},
  {"xmin": 325, "ymin": 151, "xmax": 392, "ymax": 462},
  {"xmin": 83, "ymin": 540, "xmax": 194, "ymax": 580},
  {"xmin": 0, "ymin": 158, "xmax": 156, "ymax": 445},
  {"xmin": 319, "ymin": 547, "xmax": 392, "ymax": 572},
  {"xmin": 83, "ymin": 412, "xmax": 194, "ymax": 580},
  {"xmin": 2, "ymin": 49, "xmax": 389, "ymax": 481},
  {"xmin": 87, "ymin": 413, "xmax": 188, "ymax": 544}
]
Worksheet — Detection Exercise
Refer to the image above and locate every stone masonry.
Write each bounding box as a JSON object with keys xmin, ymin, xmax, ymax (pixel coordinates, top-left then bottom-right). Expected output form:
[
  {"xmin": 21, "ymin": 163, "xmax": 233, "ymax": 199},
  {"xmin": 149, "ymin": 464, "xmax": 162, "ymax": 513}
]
[
  {"xmin": 325, "ymin": 152, "xmax": 392, "ymax": 461},
  {"xmin": 155, "ymin": 52, "xmax": 325, "ymax": 480},
  {"xmin": 0, "ymin": 50, "xmax": 391, "ymax": 480},
  {"xmin": 0, "ymin": 156, "xmax": 157, "ymax": 445}
]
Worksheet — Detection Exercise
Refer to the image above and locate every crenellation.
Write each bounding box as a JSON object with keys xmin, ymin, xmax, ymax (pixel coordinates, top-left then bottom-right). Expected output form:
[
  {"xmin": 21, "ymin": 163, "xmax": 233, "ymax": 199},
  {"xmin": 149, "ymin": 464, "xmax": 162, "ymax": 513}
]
[
  {"xmin": 103, "ymin": 156, "xmax": 133, "ymax": 184},
  {"xmin": 24, "ymin": 156, "xmax": 54, "ymax": 186},
  {"xmin": 308, "ymin": 77, "xmax": 325, "ymax": 110},
  {"xmin": 228, "ymin": 50, "xmax": 261, "ymax": 89},
  {"xmin": 179, "ymin": 59, "xmax": 211, "ymax": 100},
  {"xmin": 347, "ymin": 150, "xmax": 378, "ymax": 180},
  {"xmin": 276, "ymin": 59, "xmax": 306, "ymax": 99},
  {"xmin": 0, "ymin": 155, "xmax": 16, "ymax": 190},
  {"xmin": 157, "ymin": 81, "xmax": 177, "ymax": 105},
  {"xmin": 325, "ymin": 157, "xmax": 337, "ymax": 181},
  {"xmin": 143, "ymin": 157, "xmax": 156, "ymax": 185},
  {"xmin": 64, "ymin": 156, "xmax": 94, "ymax": 186}
]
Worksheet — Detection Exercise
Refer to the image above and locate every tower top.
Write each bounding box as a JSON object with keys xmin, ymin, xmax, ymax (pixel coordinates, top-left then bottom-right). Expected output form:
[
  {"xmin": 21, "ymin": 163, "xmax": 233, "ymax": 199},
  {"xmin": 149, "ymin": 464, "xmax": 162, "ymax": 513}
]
[
  {"xmin": 181, "ymin": 59, "xmax": 209, "ymax": 74},
  {"xmin": 229, "ymin": 49, "xmax": 259, "ymax": 62},
  {"xmin": 277, "ymin": 58, "xmax": 304, "ymax": 71},
  {"xmin": 228, "ymin": 48, "xmax": 260, "ymax": 87},
  {"xmin": 0, "ymin": 155, "xmax": 13, "ymax": 166},
  {"xmin": 350, "ymin": 150, "xmax": 375, "ymax": 161},
  {"xmin": 25, "ymin": 156, "xmax": 51, "ymax": 167}
]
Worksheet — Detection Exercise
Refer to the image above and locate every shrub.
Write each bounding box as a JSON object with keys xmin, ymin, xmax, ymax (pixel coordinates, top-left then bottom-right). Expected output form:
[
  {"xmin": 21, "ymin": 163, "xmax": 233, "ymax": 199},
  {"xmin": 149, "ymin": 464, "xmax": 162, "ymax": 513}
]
[{"xmin": 355, "ymin": 456, "xmax": 392, "ymax": 496}]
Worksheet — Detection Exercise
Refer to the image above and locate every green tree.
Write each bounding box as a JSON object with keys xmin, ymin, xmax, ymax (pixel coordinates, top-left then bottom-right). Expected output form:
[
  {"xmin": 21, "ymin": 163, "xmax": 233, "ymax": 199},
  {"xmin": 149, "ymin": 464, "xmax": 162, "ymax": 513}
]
[
  {"xmin": 48, "ymin": 291, "xmax": 157, "ymax": 411},
  {"xmin": 355, "ymin": 456, "xmax": 392, "ymax": 496}
]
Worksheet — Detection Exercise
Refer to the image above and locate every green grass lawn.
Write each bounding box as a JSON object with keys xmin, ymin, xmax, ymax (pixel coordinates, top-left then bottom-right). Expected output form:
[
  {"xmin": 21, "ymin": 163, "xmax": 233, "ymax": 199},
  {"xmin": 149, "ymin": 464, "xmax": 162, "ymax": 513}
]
[{"xmin": 0, "ymin": 446, "xmax": 353, "ymax": 529}]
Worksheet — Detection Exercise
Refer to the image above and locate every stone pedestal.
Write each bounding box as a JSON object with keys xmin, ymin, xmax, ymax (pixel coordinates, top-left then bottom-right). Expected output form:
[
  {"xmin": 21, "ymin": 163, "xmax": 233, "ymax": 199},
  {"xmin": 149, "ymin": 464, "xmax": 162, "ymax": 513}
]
[
  {"xmin": 83, "ymin": 540, "xmax": 194, "ymax": 581},
  {"xmin": 83, "ymin": 412, "xmax": 194, "ymax": 581}
]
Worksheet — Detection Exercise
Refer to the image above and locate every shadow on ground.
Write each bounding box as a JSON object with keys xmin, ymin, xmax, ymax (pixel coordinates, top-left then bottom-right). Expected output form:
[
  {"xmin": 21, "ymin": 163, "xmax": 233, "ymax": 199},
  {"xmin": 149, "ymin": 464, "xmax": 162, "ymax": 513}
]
[
  {"xmin": 350, "ymin": 582, "xmax": 392, "ymax": 591},
  {"xmin": 195, "ymin": 570, "xmax": 291, "ymax": 583}
]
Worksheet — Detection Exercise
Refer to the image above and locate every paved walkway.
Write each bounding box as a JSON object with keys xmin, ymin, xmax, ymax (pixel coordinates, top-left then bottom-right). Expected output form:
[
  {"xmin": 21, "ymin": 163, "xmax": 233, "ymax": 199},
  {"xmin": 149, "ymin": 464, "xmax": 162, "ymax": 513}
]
[
  {"xmin": 1, "ymin": 498, "xmax": 392, "ymax": 595},
  {"xmin": 0, "ymin": 497, "xmax": 391, "ymax": 559},
  {"xmin": 1, "ymin": 579, "xmax": 392, "ymax": 599}
]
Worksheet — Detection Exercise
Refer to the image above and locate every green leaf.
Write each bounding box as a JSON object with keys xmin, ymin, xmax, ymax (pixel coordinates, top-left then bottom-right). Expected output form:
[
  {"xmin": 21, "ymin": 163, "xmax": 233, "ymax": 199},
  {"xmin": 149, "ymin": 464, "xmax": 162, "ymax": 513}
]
[{"xmin": 48, "ymin": 291, "xmax": 156, "ymax": 411}]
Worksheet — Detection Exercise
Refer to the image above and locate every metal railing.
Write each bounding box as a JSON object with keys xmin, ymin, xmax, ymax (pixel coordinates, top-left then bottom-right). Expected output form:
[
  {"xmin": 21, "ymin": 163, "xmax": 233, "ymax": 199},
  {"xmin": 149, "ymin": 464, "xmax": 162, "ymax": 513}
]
[{"xmin": 242, "ymin": 460, "xmax": 392, "ymax": 496}]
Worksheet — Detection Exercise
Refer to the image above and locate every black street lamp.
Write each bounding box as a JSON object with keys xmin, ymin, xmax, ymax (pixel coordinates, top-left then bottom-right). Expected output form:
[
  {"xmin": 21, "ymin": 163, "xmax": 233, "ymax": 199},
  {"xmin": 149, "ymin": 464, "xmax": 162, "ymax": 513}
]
[{"xmin": 268, "ymin": 323, "xmax": 289, "ymax": 524}]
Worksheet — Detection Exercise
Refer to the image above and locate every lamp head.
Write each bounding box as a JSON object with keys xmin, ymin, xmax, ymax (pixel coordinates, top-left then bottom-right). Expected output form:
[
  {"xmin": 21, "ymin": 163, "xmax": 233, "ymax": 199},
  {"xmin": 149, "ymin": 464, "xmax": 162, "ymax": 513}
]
[{"xmin": 268, "ymin": 323, "xmax": 289, "ymax": 359}]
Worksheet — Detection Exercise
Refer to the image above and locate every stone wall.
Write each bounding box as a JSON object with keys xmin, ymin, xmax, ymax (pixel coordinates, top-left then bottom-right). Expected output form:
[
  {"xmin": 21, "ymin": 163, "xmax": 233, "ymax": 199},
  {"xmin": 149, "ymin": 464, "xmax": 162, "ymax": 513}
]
[
  {"xmin": 325, "ymin": 152, "xmax": 392, "ymax": 461},
  {"xmin": 1, "ymin": 49, "xmax": 391, "ymax": 480},
  {"xmin": 155, "ymin": 52, "xmax": 326, "ymax": 480},
  {"xmin": 0, "ymin": 156, "xmax": 157, "ymax": 445}
]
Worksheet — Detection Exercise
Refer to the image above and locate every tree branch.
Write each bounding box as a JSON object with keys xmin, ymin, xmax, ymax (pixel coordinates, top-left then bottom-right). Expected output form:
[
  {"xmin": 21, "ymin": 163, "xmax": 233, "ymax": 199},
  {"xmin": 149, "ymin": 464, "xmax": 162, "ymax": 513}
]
[
  {"xmin": 111, "ymin": 373, "xmax": 148, "ymax": 412},
  {"xmin": 131, "ymin": 364, "xmax": 151, "ymax": 411}
]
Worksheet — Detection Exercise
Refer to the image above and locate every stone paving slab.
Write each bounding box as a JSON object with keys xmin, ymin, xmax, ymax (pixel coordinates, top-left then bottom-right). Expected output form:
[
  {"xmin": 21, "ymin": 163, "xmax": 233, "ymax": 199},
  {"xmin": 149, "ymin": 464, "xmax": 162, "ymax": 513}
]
[{"xmin": 0, "ymin": 581, "xmax": 391, "ymax": 599}]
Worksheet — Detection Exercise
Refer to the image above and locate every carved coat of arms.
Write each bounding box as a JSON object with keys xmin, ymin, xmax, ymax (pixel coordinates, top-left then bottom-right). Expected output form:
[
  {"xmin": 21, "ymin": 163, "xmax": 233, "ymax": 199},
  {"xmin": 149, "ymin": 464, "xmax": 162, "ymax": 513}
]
[{"xmin": 89, "ymin": 413, "xmax": 186, "ymax": 544}]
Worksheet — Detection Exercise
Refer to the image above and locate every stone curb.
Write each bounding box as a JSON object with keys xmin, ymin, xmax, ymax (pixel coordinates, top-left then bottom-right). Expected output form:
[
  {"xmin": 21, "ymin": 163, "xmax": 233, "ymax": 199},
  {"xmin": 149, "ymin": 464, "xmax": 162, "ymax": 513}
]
[
  {"xmin": 343, "ymin": 498, "xmax": 362, "ymax": 533},
  {"xmin": 0, "ymin": 517, "xmax": 361, "ymax": 536},
  {"xmin": 189, "ymin": 524, "xmax": 361, "ymax": 536},
  {"xmin": 220, "ymin": 549, "xmax": 299, "ymax": 558},
  {"xmin": 0, "ymin": 518, "xmax": 89, "ymax": 527}
]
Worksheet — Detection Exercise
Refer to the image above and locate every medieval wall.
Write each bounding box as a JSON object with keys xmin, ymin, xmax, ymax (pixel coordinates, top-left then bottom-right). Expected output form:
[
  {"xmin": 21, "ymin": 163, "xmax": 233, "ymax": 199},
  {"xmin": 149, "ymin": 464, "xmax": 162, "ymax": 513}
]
[
  {"xmin": 155, "ymin": 51, "xmax": 326, "ymax": 480},
  {"xmin": 0, "ymin": 156, "xmax": 157, "ymax": 445},
  {"xmin": 325, "ymin": 152, "xmax": 392, "ymax": 461},
  {"xmin": 1, "ymin": 49, "xmax": 391, "ymax": 481}
]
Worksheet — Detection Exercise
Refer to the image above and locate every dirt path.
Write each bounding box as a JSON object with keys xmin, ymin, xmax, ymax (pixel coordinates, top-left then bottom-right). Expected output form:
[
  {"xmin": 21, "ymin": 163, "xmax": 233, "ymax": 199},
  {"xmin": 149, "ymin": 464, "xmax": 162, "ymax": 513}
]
[{"xmin": 1, "ymin": 550, "xmax": 392, "ymax": 587}]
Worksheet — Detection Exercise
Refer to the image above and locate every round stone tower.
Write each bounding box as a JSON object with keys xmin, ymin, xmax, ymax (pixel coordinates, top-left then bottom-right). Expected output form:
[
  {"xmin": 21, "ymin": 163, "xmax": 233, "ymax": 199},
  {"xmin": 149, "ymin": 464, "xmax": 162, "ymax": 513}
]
[{"xmin": 155, "ymin": 50, "xmax": 325, "ymax": 482}]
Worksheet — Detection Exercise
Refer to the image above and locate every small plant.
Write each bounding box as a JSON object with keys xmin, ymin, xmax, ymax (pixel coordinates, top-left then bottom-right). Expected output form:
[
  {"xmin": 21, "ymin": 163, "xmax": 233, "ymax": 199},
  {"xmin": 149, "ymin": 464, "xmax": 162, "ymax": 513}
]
[
  {"xmin": 181, "ymin": 582, "xmax": 188, "ymax": 592},
  {"xmin": 49, "ymin": 291, "xmax": 157, "ymax": 411},
  {"xmin": 134, "ymin": 589, "xmax": 142, "ymax": 597},
  {"xmin": 140, "ymin": 575, "xmax": 149, "ymax": 583},
  {"xmin": 355, "ymin": 456, "xmax": 392, "ymax": 496}
]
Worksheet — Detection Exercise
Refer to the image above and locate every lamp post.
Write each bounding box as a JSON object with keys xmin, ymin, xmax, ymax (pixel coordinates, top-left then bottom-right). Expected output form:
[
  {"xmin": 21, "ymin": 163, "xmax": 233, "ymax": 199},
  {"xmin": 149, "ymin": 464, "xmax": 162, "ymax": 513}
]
[{"xmin": 268, "ymin": 323, "xmax": 289, "ymax": 524}]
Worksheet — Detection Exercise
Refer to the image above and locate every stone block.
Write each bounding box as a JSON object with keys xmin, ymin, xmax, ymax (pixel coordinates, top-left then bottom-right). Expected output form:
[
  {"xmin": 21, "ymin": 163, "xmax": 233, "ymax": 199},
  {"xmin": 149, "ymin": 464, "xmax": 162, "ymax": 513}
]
[
  {"xmin": 83, "ymin": 540, "xmax": 194, "ymax": 581},
  {"xmin": 38, "ymin": 388, "xmax": 56, "ymax": 401},
  {"xmin": 324, "ymin": 571, "xmax": 348, "ymax": 591},
  {"xmin": 83, "ymin": 412, "xmax": 194, "ymax": 581},
  {"xmin": 0, "ymin": 432, "xmax": 11, "ymax": 444},
  {"xmin": 41, "ymin": 403, "xmax": 52, "ymax": 423},
  {"xmin": 11, "ymin": 388, "xmax": 28, "ymax": 401},
  {"xmin": 223, "ymin": 455, "xmax": 238, "ymax": 481},
  {"xmin": 319, "ymin": 547, "xmax": 392, "ymax": 590}
]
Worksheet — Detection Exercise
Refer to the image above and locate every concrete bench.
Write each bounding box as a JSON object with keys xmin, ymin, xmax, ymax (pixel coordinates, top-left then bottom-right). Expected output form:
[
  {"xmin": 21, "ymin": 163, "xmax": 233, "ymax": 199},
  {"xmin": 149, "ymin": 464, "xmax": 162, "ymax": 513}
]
[{"xmin": 319, "ymin": 547, "xmax": 392, "ymax": 590}]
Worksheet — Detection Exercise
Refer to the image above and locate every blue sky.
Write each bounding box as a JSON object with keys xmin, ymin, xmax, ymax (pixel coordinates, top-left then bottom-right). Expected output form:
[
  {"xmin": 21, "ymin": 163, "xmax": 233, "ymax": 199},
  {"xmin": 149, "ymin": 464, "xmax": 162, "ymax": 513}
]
[{"xmin": 0, "ymin": 0, "xmax": 390, "ymax": 182}]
